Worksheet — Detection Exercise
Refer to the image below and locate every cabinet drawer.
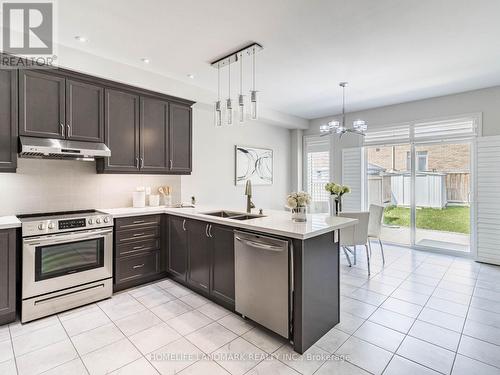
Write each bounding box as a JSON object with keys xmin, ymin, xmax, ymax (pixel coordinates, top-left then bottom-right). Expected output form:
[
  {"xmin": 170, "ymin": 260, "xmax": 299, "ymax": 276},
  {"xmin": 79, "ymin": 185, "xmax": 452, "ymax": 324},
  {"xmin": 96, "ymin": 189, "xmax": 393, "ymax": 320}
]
[
  {"xmin": 115, "ymin": 251, "xmax": 160, "ymax": 284},
  {"xmin": 115, "ymin": 226, "xmax": 159, "ymax": 243},
  {"xmin": 115, "ymin": 215, "xmax": 161, "ymax": 231},
  {"xmin": 116, "ymin": 238, "xmax": 160, "ymax": 257}
]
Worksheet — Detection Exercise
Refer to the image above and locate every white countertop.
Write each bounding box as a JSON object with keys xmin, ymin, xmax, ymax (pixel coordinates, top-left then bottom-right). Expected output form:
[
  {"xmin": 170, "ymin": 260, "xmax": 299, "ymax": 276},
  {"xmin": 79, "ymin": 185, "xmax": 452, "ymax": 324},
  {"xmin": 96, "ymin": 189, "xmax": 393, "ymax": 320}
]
[
  {"xmin": 0, "ymin": 216, "xmax": 21, "ymax": 230},
  {"xmin": 99, "ymin": 206, "xmax": 357, "ymax": 240}
]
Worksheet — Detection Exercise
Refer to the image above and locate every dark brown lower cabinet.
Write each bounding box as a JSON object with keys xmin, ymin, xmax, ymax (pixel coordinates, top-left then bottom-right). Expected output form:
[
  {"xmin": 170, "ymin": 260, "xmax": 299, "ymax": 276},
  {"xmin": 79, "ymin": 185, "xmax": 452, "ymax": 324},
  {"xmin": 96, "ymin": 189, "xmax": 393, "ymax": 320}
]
[
  {"xmin": 0, "ymin": 229, "xmax": 16, "ymax": 325},
  {"xmin": 113, "ymin": 215, "xmax": 164, "ymax": 292},
  {"xmin": 166, "ymin": 216, "xmax": 235, "ymax": 309},
  {"xmin": 167, "ymin": 216, "xmax": 188, "ymax": 282},
  {"xmin": 210, "ymin": 225, "xmax": 235, "ymax": 308},
  {"xmin": 186, "ymin": 220, "xmax": 211, "ymax": 294}
]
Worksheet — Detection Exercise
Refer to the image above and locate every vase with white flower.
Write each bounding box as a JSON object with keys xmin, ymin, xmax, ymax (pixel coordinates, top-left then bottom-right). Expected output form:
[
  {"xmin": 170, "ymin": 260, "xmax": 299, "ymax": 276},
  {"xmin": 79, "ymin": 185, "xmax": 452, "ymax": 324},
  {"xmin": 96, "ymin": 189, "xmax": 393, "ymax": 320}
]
[
  {"xmin": 325, "ymin": 182, "xmax": 350, "ymax": 216},
  {"xmin": 287, "ymin": 191, "xmax": 311, "ymax": 222}
]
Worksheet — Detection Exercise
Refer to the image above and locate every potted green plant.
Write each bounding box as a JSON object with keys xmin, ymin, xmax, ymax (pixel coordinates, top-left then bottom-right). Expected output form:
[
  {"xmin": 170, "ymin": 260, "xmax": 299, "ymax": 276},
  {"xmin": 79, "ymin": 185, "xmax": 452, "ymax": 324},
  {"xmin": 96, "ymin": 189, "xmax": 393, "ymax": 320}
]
[
  {"xmin": 325, "ymin": 182, "xmax": 350, "ymax": 216},
  {"xmin": 286, "ymin": 191, "xmax": 311, "ymax": 222}
]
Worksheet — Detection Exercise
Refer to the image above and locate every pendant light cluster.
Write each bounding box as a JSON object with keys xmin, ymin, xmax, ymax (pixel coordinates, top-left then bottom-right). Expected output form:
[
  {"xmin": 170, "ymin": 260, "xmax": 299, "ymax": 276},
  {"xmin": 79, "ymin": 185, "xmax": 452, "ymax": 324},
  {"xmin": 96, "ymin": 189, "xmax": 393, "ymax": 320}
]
[
  {"xmin": 212, "ymin": 43, "xmax": 263, "ymax": 127},
  {"xmin": 320, "ymin": 82, "xmax": 368, "ymax": 137}
]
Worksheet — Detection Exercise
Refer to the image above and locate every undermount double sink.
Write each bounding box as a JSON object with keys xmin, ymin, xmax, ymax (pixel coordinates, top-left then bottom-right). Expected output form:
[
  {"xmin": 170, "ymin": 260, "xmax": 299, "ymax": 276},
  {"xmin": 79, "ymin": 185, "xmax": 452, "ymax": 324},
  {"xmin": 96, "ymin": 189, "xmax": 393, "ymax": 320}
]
[{"xmin": 202, "ymin": 210, "xmax": 265, "ymax": 221}]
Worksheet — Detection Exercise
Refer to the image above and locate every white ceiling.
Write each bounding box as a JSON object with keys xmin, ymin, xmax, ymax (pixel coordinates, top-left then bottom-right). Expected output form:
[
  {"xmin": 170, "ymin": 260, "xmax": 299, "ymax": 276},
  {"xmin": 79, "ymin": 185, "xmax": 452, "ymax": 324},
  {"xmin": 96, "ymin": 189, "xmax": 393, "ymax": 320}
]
[{"xmin": 57, "ymin": 0, "xmax": 500, "ymax": 120}]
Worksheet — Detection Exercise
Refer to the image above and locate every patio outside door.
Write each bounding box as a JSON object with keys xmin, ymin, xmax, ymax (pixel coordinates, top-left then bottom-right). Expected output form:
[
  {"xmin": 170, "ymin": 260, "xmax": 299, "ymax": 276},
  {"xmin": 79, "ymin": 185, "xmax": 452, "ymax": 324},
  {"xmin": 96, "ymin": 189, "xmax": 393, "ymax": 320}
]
[
  {"xmin": 366, "ymin": 141, "xmax": 473, "ymax": 253},
  {"xmin": 413, "ymin": 141, "xmax": 472, "ymax": 253}
]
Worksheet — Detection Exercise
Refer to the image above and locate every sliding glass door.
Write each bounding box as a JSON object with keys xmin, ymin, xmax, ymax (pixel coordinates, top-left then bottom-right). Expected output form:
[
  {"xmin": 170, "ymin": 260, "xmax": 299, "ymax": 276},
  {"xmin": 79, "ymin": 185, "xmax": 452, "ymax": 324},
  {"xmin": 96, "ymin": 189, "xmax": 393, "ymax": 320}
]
[
  {"xmin": 365, "ymin": 140, "xmax": 472, "ymax": 253},
  {"xmin": 414, "ymin": 141, "xmax": 471, "ymax": 252},
  {"xmin": 366, "ymin": 144, "xmax": 412, "ymax": 245}
]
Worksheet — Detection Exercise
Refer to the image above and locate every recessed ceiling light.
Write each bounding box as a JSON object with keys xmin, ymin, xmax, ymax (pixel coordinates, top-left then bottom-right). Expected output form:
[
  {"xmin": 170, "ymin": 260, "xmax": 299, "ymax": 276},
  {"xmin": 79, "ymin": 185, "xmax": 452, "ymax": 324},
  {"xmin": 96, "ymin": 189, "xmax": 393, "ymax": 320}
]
[
  {"xmin": 74, "ymin": 36, "xmax": 87, "ymax": 42},
  {"xmin": 141, "ymin": 58, "xmax": 150, "ymax": 64},
  {"xmin": 187, "ymin": 74, "xmax": 195, "ymax": 79}
]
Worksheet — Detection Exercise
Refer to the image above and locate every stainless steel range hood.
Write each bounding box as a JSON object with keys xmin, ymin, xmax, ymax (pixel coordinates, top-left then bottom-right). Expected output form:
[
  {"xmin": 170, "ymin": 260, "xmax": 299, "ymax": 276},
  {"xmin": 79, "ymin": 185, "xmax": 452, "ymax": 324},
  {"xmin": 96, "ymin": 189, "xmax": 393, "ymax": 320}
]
[{"xmin": 19, "ymin": 136, "xmax": 111, "ymax": 161}]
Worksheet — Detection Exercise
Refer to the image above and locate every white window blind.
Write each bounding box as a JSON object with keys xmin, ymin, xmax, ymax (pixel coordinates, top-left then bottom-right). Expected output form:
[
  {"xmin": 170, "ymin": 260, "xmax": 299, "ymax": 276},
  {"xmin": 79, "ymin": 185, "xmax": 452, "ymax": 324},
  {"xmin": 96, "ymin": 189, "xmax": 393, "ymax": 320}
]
[
  {"xmin": 476, "ymin": 135, "xmax": 500, "ymax": 265},
  {"xmin": 364, "ymin": 125, "xmax": 410, "ymax": 146},
  {"xmin": 364, "ymin": 115, "xmax": 480, "ymax": 146},
  {"xmin": 342, "ymin": 147, "xmax": 364, "ymax": 211},
  {"xmin": 414, "ymin": 117, "xmax": 478, "ymax": 142},
  {"xmin": 304, "ymin": 136, "xmax": 330, "ymax": 204}
]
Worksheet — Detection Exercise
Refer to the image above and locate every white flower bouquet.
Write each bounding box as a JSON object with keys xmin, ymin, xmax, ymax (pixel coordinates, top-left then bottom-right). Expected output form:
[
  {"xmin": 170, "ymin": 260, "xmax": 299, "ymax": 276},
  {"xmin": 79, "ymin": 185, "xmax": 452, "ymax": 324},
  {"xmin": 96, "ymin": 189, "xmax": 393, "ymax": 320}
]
[
  {"xmin": 287, "ymin": 191, "xmax": 311, "ymax": 222},
  {"xmin": 287, "ymin": 191, "xmax": 311, "ymax": 208},
  {"xmin": 324, "ymin": 182, "xmax": 350, "ymax": 215}
]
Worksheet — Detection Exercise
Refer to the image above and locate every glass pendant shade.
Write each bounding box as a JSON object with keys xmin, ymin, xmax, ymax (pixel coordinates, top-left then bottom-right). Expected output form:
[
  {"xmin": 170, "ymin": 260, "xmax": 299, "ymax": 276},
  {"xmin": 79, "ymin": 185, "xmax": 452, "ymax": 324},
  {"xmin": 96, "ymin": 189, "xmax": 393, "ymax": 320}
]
[
  {"xmin": 353, "ymin": 119, "xmax": 367, "ymax": 131},
  {"xmin": 328, "ymin": 120, "xmax": 340, "ymax": 130},
  {"xmin": 214, "ymin": 100, "xmax": 222, "ymax": 127},
  {"xmin": 226, "ymin": 98, "xmax": 233, "ymax": 125},
  {"xmin": 238, "ymin": 94, "xmax": 245, "ymax": 124},
  {"xmin": 250, "ymin": 90, "xmax": 258, "ymax": 120},
  {"xmin": 319, "ymin": 124, "xmax": 330, "ymax": 133}
]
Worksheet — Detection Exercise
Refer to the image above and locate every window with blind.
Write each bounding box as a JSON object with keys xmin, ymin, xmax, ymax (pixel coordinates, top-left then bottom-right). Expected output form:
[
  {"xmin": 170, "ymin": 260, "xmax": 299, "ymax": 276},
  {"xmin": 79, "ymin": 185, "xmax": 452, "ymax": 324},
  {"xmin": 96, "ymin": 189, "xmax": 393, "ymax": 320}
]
[
  {"xmin": 303, "ymin": 136, "xmax": 330, "ymax": 205},
  {"xmin": 363, "ymin": 114, "xmax": 480, "ymax": 146}
]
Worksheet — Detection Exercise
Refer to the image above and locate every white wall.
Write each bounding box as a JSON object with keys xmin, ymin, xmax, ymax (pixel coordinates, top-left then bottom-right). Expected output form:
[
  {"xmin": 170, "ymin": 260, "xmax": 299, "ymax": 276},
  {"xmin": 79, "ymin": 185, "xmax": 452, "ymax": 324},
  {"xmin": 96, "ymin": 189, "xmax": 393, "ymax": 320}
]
[
  {"xmin": 306, "ymin": 86, "xmax": 500, "ymax": 182},
  {"xmin": 0, "ymin": 159, "xmax": 181, "ymax": 216},
  {"xmin": 181, "ymin": 104, "xmax": 291, "ymax": 211}
]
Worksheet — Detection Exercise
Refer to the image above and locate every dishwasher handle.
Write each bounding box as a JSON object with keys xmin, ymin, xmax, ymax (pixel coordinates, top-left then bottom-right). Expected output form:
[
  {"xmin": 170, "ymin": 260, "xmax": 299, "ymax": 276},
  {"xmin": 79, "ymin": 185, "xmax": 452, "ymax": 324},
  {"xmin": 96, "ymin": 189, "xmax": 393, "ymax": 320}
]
[{"xmin": 235, "ymin": 236, "xmax": 285, "ymax": 252}]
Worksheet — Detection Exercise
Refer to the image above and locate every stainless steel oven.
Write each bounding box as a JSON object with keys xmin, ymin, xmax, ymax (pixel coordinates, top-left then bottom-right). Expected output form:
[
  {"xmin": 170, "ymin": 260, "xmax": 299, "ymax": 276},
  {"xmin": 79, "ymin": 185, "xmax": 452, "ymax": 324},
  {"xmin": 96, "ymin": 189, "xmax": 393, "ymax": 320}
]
[{"xmin": 19, "ymin": 210, "xmax": 114, "ymax": 322}]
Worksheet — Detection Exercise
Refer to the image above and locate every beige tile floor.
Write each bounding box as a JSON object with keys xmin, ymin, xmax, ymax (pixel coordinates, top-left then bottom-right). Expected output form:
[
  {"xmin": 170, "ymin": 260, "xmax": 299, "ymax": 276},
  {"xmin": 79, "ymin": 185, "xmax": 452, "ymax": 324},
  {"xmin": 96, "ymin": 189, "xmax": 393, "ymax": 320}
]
[{"xmin": 1, "ymin": 243, "xmax": 500, "ymax": 375}]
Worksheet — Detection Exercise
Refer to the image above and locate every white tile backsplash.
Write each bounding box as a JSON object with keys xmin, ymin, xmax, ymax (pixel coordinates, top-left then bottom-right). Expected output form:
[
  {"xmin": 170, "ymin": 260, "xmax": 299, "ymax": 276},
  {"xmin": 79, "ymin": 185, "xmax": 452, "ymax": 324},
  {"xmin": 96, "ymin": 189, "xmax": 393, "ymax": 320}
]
[{"xmin": 0, "ymin": 158, "xmax": 181, "ymax": 216}]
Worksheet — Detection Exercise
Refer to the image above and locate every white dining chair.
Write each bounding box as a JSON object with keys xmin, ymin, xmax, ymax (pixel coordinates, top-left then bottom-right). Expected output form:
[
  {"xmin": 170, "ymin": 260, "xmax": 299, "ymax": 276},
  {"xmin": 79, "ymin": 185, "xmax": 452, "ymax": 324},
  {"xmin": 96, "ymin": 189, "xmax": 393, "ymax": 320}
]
[
  {"xmin": 338, "ymin": 212, "xmax": 372, "ymax": 275},
  {"xmin": 368, "ymin": 204, "xmax": 385, "ymax": 264}
]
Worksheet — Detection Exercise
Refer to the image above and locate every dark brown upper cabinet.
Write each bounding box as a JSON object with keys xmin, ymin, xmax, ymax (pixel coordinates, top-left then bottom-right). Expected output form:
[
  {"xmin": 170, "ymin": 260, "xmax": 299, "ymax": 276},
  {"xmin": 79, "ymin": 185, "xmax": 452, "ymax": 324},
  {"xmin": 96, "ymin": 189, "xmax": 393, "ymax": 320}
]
[
  {"xmin": 0, "ymin": 70, "xmax": 18, "ymax": 172},
  {"xmin": 140, "ymin": 97, "xmax": 169, "ymax": 173},
  {"xmin": 16, "ymin": 64, "xmax": 193, "ymax": 174},
  {"xmin": 169, "ymin": 103, "xmax": 192, "ymax": 173},
  {"xmin": 97, "ymin": 88, "xmax": 140, "ymax": 173},
  {"xmin": 98, "ymin": 94, "xmax": 192, "ymax": 175},
  {"xmin": 19, "ymin": 70, "xmax": 66, "ymax": 139},
  {"xmin": 66, "ymin": 79, "xmax": 104, "ymax": 142},
  {"xmin": 19, "ymin": 70, "xmax": 105, "ymax": 142}
]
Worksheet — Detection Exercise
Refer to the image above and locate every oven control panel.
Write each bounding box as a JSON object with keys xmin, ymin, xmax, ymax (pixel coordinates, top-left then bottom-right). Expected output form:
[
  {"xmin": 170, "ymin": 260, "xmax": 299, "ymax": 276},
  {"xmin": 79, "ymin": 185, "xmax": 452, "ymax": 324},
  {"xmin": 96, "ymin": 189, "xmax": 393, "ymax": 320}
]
[
  {"xmin": 59, "ymin": 218, "xmax": 86, "ymax": 230},
  {"xmin": 21, "ymin": 214, "xmax": 113, "ymax": 237}
]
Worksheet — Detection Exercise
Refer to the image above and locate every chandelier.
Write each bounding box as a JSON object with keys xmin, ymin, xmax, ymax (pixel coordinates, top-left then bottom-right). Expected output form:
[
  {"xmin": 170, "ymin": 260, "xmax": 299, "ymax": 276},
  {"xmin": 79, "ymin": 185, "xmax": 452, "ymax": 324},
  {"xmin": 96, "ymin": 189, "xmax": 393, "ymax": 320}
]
[
  {"xmin": 320, "ymin": 82, "xmax": 367, "ymax": 137},
  {"xmin": 211, "ymin": 43, "xmax": 263, "ymax": 126}
]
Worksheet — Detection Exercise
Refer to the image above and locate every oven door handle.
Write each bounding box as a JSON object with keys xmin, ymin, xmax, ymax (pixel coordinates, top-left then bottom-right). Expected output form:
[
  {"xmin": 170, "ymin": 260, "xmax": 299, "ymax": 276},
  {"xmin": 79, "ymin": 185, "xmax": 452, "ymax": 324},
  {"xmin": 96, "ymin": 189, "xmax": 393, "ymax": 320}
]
[{"xmin": 23, "ymin": 228, "xmax": 113, "ymax": 245}]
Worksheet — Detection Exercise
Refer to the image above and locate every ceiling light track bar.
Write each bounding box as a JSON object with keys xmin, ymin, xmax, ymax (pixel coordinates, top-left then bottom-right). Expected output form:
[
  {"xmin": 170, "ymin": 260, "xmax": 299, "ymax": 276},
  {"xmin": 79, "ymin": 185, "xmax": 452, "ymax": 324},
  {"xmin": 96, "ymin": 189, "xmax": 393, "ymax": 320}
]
[{"xmin": 211, "ymin": 42, "xmax": 263, "ymax": 69}]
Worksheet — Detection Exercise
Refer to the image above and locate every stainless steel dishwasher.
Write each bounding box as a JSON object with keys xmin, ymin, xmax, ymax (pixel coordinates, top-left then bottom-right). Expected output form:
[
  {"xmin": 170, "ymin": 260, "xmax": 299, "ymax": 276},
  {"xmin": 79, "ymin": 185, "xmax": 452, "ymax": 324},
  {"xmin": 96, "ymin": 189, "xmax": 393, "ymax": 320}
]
[{"xmin": 234, "ymin": 231, "xmax": 290, "ymax": 338}]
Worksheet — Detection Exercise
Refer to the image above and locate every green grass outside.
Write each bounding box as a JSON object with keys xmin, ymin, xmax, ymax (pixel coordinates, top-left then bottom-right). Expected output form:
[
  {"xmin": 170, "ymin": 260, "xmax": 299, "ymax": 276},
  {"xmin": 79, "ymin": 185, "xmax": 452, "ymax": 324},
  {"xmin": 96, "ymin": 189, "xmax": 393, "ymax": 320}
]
[{"xmin": 383, "ymin": 205, "xmax": 470, "ymax": 234}]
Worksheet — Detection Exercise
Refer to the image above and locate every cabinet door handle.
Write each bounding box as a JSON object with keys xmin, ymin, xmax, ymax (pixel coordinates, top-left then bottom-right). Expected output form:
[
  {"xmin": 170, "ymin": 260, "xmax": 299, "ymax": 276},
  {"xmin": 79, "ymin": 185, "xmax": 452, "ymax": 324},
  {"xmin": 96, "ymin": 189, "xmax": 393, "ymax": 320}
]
[
  {"xmin": 169, "ymin": 160, "xmax": 173, "ymax": 169},
  {"xmin": 132, "ymin": 245, "xmax": 145, "ymax": 250},
  {"xmin": 135, "ymin": 157, "xmax": 139, "ymax": 168},
  {"xmin": 60, "ymin": 123, "xmax": 64, "ymax": 136},
  {"xmin": 140, "ymin": 157, "xmax": 144, "ymax": 168},
  {"xmin": 133, "ymin": 263, "xmax": 145, "ymax": 269},
  {"xmin": 182, "ymin": 219, "xmax": 186, "ymax": 231},
  {"xmin": 205, "ymin": 224, "xmax": 210, "ymax": 238},
  {"xmin": 66, "ymin": 124, "xmax": 71, "ymax": 137},
  {"xmin": 133, "ymin": 220, "xmax": 145, "ymax": 224},
  {"xmin": 209, "ymin": 224, "xmax": 213, "ymax": 238},
  {"xmin": 132, "ymin": 233, "xmax": 145, "ymax": 237}
]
